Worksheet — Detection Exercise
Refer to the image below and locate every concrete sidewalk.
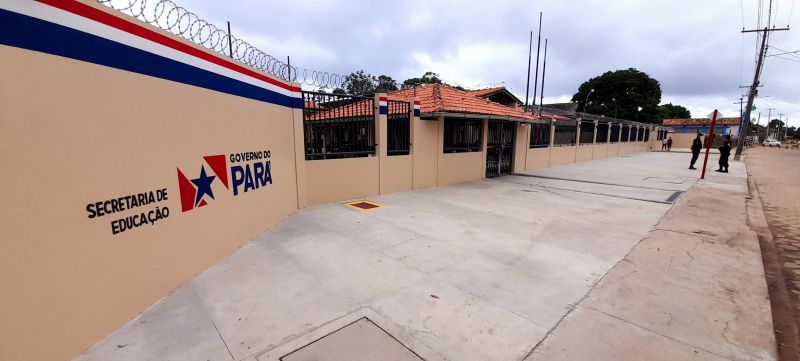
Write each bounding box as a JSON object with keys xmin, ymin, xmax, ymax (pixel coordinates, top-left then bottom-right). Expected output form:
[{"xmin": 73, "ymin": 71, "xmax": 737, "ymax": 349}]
[
  {"xmin": 75, "ymin": 152, "xmax": 775, "ymax": 361},
  {"xmin": 526, "ymin": 154, "xmax": 775, "ymax": 360}
]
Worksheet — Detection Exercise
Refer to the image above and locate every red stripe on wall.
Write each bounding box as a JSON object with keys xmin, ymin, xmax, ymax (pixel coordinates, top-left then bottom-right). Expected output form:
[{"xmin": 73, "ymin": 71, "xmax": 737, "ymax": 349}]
[{"xmin": 36, "ymin": 0, "xmax": 301, "ymax": 93}]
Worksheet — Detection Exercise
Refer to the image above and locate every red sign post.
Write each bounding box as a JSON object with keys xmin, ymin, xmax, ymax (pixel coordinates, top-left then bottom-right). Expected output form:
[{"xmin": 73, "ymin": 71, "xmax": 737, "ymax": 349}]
[{"xmin": 700, "ymin": 109, "xmax": 719, "ymax": 179}]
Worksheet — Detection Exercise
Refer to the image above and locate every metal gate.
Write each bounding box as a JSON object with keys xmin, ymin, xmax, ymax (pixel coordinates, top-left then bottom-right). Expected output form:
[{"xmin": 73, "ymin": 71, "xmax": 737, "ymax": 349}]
[{"xmin": 486, "ymin": 120, "xmax": 515, "ymax": 177}]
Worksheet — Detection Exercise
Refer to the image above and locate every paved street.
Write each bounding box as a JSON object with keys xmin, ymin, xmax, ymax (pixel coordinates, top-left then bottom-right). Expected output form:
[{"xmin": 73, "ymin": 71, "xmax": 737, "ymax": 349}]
[
  {"xmin": 747, "ymin": 147, "xmax": 800, "ymax": 360},
  {"xmin": 76, "ymin": 152, "xmax": 775, "ymax": 361}
]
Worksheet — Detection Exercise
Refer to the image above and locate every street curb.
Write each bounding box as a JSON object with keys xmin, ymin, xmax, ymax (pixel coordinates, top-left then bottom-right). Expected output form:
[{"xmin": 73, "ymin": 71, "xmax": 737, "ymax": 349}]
[{"xmin": 746, "ymin": 164, "xmax": 800, "ymax": 360}]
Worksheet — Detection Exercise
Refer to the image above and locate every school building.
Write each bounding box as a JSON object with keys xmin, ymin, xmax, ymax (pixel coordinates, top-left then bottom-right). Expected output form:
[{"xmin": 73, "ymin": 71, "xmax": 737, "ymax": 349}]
[{"xmin": 0, "ymin": 1, "xmax": 666, "ymax": 360}]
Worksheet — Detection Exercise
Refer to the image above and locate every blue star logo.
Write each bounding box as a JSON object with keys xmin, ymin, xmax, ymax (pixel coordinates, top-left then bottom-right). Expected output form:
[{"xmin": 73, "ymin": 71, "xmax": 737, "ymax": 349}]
[{"xmin": 191, "ymin": 165, "xmax": 216, "ymax": 206}]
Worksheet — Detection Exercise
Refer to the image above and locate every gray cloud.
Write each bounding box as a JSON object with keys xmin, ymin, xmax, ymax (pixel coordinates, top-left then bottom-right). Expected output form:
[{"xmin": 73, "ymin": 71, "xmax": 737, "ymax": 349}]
[{"xmin": 185, "ymin": 0, "xmax": 799, "ymax": 126}]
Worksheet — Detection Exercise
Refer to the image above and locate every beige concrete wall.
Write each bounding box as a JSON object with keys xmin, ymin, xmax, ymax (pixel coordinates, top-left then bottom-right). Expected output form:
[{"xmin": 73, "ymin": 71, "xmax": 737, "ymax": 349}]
[
  {"xmin": 576, "ymin": 144, "xmax": 594, "ymax": 162},
  {"xmin": 412, "ymin": 117, "xmax": 438, "ymax": 189},
  {"xmin": 621, "ymin": 142, "xmax": 631, "ymax": 155},
  {"xmin": 381, "ymin": 155, "xmax": 412, "ymax": 194},
  {"xmin": 608, "ymin": 142, "xmax": 620, "ymax": 157},
  {"xmin": 550, "ymin": 146, "xmax": 578, "ymax": 166},
  {"xmin": 671, "ymin": 133, "xmax": 697, "ymax": 148},
  {"xmin": 513, "ymin": 123, "xmax": 530, "ymax": 173},
  {"xmin": 377, "ymin": 99, "xmax": 413, "ymax": 195},
  {"xmin": 593, "ymin": 143, "xmax": 609, "ymax": 159},
  {"xmin": 526, "ymin": 147, "xmax": 551, "ymax": 170},
  {"xmin": 0, "ymin": 43, "xmax": 300, "ymax": 361},
  {"xmin": 436, "ymin": 118, "xmax": 487, "ymax": 186},
  {"xmin": 438, "ymin": 152, "xmax": 485, "ymax": 185},
  {"xmin": 304, "ymin": 157, "xmax": 380, "ymax": 205}
]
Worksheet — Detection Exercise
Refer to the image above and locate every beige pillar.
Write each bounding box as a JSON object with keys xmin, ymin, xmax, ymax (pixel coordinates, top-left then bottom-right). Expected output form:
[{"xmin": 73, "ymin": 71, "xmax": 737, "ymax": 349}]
[
  {"xmin": 591, "ymin": 120, "xmax": 598, "ymax": 158},
  {"xmin": 480, "ymin": 118, "xmax": 489, "ymax": 178},
  {"xmin": 375, "ymin": 94, "xmax": 387, "ymax": 194},
  {"xmin": 574, "ymin": 118, "xmax": 581, "ymax": 162},
  {"xmin": 513, "ymin": 122, "xmax": 529, "ymax": 173},
  {"xmin": 292, "ymin": 94, "xmax": 309, "ymax": 208},
  {"xmin": 547, "ymin": 118, "xmax": 554, "ymax": 168}
]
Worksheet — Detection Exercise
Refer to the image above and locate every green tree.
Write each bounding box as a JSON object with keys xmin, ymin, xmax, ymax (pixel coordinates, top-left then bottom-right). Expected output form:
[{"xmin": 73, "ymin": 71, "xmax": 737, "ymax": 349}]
[
  {"xmin": 656, "ymin": 103, "xmax": 691, "ymax": 120},
  {"xmin": 341, "ymin": 71, "xmax": 399, "ymax": 95},
  {"xmin": 342, "ymin": 70, "xmax": 376, "ymax": 95},
  {"xmin": 571, "ymin": 68, "xmax": 662, "ymax": 123},
  {"xmin": 402, "ymin": 71, "xmax": 443, "ymax": 89},
  {"xmin": 376, "ymin": 75, "xmax": 399, "ymax": 92},
  {"xmin": 767, "ymin": 118, "xmax": 785, "ymax": 128}
]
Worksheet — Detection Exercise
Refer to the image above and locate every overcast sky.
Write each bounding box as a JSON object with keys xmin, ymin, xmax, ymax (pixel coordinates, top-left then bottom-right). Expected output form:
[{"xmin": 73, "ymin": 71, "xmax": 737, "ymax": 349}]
[{"xmin": 184, "ymin": 0, "xmax": 799, "ymax": 127}]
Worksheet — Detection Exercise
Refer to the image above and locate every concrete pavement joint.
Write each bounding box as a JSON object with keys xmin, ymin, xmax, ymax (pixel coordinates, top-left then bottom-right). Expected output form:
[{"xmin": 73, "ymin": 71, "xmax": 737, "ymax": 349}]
[
  {"xmin": 536, "ymin": 185, "xmax": 674, "ymax": 205},
  {"xmin": 509, "ymin": 173, "xmax": 687, "ymax": 192},
  {"xmin": 444, "ymin": 282, "xmax": 548, "ymax": 330},
  {"xmin": 499, "ymin": 178, "xmax": 674, "ymax": 204},
  {"xmin": 586, "ymin": 306, "xmax": 734, "ymax": 361},
  {"xmin": 521, "ymin": 231, "xmax": 656, "ymax": 360},
  {"xmin": 210, "ymin": 319, "xmax": 236, "ymax": 361}
]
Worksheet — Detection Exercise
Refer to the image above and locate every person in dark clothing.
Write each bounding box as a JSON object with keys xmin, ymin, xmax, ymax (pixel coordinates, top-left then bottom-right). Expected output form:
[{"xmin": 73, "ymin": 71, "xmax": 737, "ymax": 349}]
[
  {"xmin": 689, "ymin": 133, "xmax": 703, "ymax": 169},
  {"xmin": 667, "ymin": 137, "xmax": 673, "ymax": 151},
  {"xmin": 716, "ymin": 135, "xmax": 732, "ymax": 173}
]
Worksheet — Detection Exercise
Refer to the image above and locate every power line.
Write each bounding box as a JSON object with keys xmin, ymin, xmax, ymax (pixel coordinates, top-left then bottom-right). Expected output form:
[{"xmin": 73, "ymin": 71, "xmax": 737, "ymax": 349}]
[{"xmin": 735, "ymin": 0, "xmax": 790, "ymax": 159}]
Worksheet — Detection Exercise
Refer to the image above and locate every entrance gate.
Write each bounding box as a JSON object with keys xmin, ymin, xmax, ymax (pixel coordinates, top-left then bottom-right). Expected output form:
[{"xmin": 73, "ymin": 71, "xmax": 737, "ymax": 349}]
[{"xmin": 486, "ymin": 120, "xmax": 515, "ymax": 177}]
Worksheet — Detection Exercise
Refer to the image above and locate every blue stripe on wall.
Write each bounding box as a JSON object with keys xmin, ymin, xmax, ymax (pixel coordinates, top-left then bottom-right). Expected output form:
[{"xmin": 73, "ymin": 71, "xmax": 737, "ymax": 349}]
[
  {"xmin": 0, "ymin": 9, "xmax": 302, "ymax": 109},
  {"xmin": 379, "ymin": 106, "xmax": 388, "ymax": 115}
]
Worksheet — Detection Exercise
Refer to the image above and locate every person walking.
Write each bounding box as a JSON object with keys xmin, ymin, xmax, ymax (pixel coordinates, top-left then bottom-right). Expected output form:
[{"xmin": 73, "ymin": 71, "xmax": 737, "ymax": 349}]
[
  {"xmin": 689, "ymin": 133, "xmax": 702, "ymax": 170},
  {"xmin": 716, "ymin": 135, "xmax": 732, "ymax": 173},
  {"xmin": 667, "ymin": 136, "xmax": 673, "ymax": 151},
  {"xmin": 661, "ymin": 138, "xmax": 667, "ymax": 151}
]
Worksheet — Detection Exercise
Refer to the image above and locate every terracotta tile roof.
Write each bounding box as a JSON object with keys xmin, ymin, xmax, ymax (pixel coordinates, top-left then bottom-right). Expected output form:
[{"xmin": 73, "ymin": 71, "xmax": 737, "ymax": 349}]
[
  {"xmin": 304, "ymin": 98, "xmax": 374, "ymax": 121},
  {"xmin": 388, "ymin": 84, "xmax": 549, "ymax": 121},
  {"xmin": 304, "ymin": 99, "xmax": 324, "ymax": 110},
  {"xmin": 466, "ymin": 86, "xmax": 506, "ymax": 97},
  {"xmin": 662, "ymin": 117, "xmax": 741, "ymax": 126},
  {"xmin": 305, "ymin": 97, "xmax": 410, "ymax": 121}
]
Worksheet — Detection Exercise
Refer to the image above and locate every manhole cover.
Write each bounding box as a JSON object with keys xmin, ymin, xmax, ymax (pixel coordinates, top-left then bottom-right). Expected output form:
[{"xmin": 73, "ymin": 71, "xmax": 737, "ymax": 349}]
[
  {"xmin": 345, "ymin": 200, "xmax": 385, "ymax": 211},
  {"xmin": 666, "ymin": 191, "xmax": 684, "ymax": 203},
  {"xmin": 280, "ymin": 318, "xmax": 422, "ymax": 361}
]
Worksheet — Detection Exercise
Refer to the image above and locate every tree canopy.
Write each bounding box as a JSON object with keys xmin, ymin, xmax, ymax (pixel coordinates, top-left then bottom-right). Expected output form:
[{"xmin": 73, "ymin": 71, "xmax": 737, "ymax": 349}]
[
  {"xmin": 571, "ymin": 68, "xmax": 663, "ymax": 123},
  {"xmin": 768, "ymin": 118, "xmax": 785, "ymax": 128},
  {"xmin": 335, "ymin": 70, "xmax": 399, "ymax": 95},
  {"xmin": 656, "ymin": 103, "xmax": 691, "ymax": 119},
  {"xmin": 401, "ymin": 71, "xmax": 443, "ymax": 89},
  {"xmin": 333, "ymin": 70, "xmax": 465, "ymax": 95}
]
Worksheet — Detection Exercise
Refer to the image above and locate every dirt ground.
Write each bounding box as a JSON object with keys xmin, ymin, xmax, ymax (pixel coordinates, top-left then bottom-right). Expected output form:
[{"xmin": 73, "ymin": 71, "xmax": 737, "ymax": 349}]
[{"xmin": 747, "ymin": 147, "xmax": 800, "ymax": 361}]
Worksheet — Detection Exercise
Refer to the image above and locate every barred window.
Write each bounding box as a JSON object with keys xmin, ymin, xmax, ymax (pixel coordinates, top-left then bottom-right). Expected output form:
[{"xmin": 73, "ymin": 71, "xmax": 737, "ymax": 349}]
[
  {"xmin": 596, "ymin": 122, "xmax": 609, "ymax": 143},
  {"xmin": 529, "ymin": 121, "xmax": 551, "ymax": 148},
  {"xmin": 443, "ymin": 118, "xmax": 483, "ymax": 153},
  {"xmin": 610, "ymin": 123, "xmax": 620, "ymax": 143},
  {"xmin": 387, "ymin": 100, "xmax": 410, "ymax": 156},
  {"xmin": 643, "ymin": 128, "xmax": 650, "ymax": 142},
  {"xmin": 638, "ymin": 127, "xmax": 645, "ymax": 142},
  {"xmin": 553, "ymin": 120, "xmax": 577, "ymax": 146},
  {"xmin": 579, "ymin": 121, "xmax": 595, "ymax": 144},
  {"xmin": 303, "ymin": 91, "xmax": 375, "ymax": 160},
  {"xmin": 621, "ymin": 125, "xmax": 630, "ymax": 142}
]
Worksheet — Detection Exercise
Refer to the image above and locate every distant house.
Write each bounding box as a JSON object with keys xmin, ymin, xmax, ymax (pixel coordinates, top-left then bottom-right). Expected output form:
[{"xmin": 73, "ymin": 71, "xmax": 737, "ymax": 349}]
[
  {"xmin": 662, "ymin": 117, "xmax": 741, "ymax": 137},
  {"xmin": 466, "ymin": 87, "xmax": 525, "ymax": 107},
  {"xmin": 389, "ymin": 84, "xmax": 567, "ymax": 121}
]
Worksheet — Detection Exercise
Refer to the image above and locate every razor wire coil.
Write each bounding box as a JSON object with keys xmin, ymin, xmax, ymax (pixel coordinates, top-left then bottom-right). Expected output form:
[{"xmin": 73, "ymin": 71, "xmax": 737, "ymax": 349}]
[{"xmin": 96, "ymin": 0, "xmax": 347, "ymax": 89}]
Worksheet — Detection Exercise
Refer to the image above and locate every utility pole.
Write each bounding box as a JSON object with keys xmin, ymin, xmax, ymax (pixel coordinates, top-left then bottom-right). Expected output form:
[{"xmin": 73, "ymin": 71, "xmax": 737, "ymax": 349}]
[
  {"xmin": 531, "ymin": 12, "xmax": 543, "ymax": 110},
  {"xmin": 734, "ymin": 16, "xmax": 790, "ymax": 159},
  {"xmin": 735, "ymin": 97, "xmax": 745, "ymax": 136},
  {"xmin": 538, "ymin": 38, "xmax": 548, "ymax": 116},
  {"xmin": 524, "ymin": 30, "xmax": 533, "ymax": 113},
  {"xmin": 765, "ymin": 107, "xmax": 775, "ymax": 139}
]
